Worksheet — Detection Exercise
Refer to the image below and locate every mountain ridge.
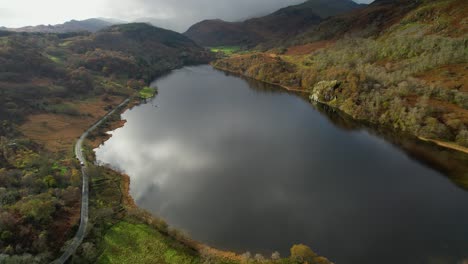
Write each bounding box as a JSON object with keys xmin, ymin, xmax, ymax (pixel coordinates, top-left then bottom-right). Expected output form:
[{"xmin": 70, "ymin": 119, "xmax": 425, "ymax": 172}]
[
  {"xmin": 2, "ymin": 18, "xmax": 117, "ymax": 33},
  {"xmin": 184, "ymin": 0, "xmax": 364, "ymax": 47}
]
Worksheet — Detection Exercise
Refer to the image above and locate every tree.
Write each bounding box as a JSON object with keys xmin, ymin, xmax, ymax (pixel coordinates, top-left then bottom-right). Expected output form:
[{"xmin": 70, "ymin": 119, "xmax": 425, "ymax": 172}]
[
  {"xmin": 43, "ymin": 175, "xmax": 57, "ymax": 188},
  {"xmin": 241, "ymin": 251, "xmax": 251, "ymax": 261},
  {"xmin": 80, "ymin": 242, "xmax": 97, "ymax": 261},
  {"xmin": 271, "ymin": 251, "xmax": 281, "ymax": 260},
  {"xmin": 15, "ymin": 194, "xmax": 57, "ymax": 224},
  {"xmin": 0, "ymin": 231, "xmax": 13, "ymax": 242},
  {"xmin": 68, "ymin": 67, "xmax": 94, "ymax": 93},
  {"xmin": 254, "ymin": 253, "xmax": 265, "ymax": 261},
  {"xmin": 290, "ymin": 244, "xmax": 317, "ymax": 263},
  {"xmin": 456, "ymin": 130, "xmax": 468, "ymax": 147}
]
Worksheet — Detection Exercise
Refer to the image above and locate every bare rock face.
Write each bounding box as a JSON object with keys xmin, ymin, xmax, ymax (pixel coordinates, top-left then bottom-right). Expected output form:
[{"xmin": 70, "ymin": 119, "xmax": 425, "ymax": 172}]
[{"xmin": 309, "ymin": 80, "xmax": 341, "ymax": 103}]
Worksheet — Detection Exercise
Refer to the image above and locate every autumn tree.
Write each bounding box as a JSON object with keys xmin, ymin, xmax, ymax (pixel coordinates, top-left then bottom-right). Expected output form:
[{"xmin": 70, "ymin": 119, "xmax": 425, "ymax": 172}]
[{"xmin": 290, "ymin": 244, "xmax": 317, "ymax": 263}]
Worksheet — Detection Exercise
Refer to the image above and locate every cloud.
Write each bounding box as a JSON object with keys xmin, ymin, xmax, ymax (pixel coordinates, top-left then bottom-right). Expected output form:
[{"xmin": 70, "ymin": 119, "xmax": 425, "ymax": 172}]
[
  {"xmin": 0, "ymin": 0, "xmax": 105, "ymax": 27},
  {"xmin": 0, "ymin": 0, "xmax": 375, "ymax": 31},
  {"xmin": 101, "ymin": 0, "xmax": 307, "ymax": 32}
]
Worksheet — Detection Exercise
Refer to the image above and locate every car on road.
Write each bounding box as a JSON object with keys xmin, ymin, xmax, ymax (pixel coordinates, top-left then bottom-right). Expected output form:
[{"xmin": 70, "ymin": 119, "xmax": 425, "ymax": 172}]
[{"xmin": 80, "ymin": 161, "xmax": 85, "ymax": 166}]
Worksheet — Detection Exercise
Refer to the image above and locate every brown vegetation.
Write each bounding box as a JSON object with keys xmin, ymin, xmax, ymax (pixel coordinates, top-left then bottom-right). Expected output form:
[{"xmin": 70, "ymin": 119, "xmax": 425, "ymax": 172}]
[
  {"xmin": 19, "ymin": 96, "xmax": 125, "ymax": 152},
  {"xmin": 285, "ymin": 41, "xmax": 335, "ymax": 56},
  {"xmin": 416, "ymin": 64, "xmax": 467, "ymax": 92}
]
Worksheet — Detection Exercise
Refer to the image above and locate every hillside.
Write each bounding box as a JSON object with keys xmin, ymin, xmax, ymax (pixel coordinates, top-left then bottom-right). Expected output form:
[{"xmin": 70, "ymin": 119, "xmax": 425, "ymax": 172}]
[
  {"xmin": 184, "ymin": 0, "xmax": 363, "ymax": 47},
  {"xmin": 289, "ymin": 0, "xmax": 425, "ymax": 45},
  {"xmin": 213, "ymin": 0, "xmax": 468, "ymax": 152},
  {"xmin": 279, "ymin": 0, "xmax": 364, "ymax": 19},
  {"xmin": 0, "ymin": 23, "xmax": 211, "ymax": 262},
  {"xmin": 67, "ymin": 23, "xmax": 211, "ymax": 81},
  {"xmin": 2, "ymin": 18, "xmax": 115, "ymax": 33}
]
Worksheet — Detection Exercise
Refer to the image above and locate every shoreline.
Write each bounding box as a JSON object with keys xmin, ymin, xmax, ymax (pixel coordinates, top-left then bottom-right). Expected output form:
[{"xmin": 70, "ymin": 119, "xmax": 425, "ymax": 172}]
[
  {"xmin": 88, "ymin": 65, "xmax": 467, "ymax": 263},
  {"xmin": 213, "ymin": 64, "xmax": 308, "ymax": 93},
  {"xmin": 418, "ymin": 137, "xmax": 468, "ymax": 155},
  {"xmin": 211, "ymin": 64, "xmax": 468, "ymax": 156},
  {"xmin": 87, "ymin": 95, "xmax": 245, "ymax": 262}
]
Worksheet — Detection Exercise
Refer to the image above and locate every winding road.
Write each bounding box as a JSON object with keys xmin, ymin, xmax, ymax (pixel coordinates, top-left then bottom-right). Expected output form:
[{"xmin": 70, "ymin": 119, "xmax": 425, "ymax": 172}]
[{"xmin": 52, "ymin": 98, "xmax": 130, "ymax": 264}]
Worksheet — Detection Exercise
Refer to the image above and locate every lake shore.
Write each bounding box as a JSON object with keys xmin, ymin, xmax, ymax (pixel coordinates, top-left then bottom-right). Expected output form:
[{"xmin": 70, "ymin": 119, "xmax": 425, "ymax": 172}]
[
  {"xmin": 88, "ymin": 91, "xmax": 334, "ymax": 264},
  {"xmin": 93, "ymin": 65, "xmax": 468, "ymax": 263},
  {"xmin": 212, "ymin": 63, "xmax": 468, "ymax": 156}
]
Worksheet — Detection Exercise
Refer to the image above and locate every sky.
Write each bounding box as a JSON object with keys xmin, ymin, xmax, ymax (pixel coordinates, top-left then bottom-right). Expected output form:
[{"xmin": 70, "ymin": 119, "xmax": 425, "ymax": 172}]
[{"xmin": 0, "ymin": 0, "xmax": 374, "ymax": 32}]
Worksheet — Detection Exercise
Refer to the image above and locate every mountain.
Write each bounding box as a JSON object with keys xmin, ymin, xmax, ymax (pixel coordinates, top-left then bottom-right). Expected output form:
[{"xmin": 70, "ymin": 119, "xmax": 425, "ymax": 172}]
[
  {"xmin": 3, "ymin": 18, "xmax": 116, "ymax": 33},
  {"xmin": 133, "ymin": 17, "xmax": 188, "ymax": 33},
  {"xmin": 280, "ymin": 0, "xmax": 365, "ymax": 19},
  {"xmin": 59, "ymin": 23, "xmax": 211, "ymax": 81},
  {"xmin": 184, "ymin": 19, "xmax": 259, "ymax": 47},
  {"xmin": 184, "ymin": 0, "xmax": 363, "ymax": 47},
  {"xmin": 290, "ymin": 0, "xmax": 423, "ymax": 45},
  {"xmin": 0, "ymin": 22, "xmax": 211, "ymax": 90}
]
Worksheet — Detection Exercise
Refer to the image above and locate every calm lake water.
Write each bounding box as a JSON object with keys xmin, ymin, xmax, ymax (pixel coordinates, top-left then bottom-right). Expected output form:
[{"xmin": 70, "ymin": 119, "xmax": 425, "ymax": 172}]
[{"xmin": 95, "ymin": 65, "xmax": 468, "ymax": 264}]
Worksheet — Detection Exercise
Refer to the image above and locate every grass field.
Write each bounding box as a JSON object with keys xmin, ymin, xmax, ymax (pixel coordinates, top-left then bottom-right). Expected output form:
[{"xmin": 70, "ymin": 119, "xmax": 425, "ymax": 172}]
[
  {"xmin": 45, "ymin": 54, "xmax": 63, "ymax": 63},
  {"xmin": 97, "ymin": 221, "xmax": 203, "ymax": 264},
  {"xmin": 139, "ymin": 86, "xmax": 157, "ymax": 99},
  {"xmin": 210, "ymin": 46, "xmax": 242, "ymax": 55}
]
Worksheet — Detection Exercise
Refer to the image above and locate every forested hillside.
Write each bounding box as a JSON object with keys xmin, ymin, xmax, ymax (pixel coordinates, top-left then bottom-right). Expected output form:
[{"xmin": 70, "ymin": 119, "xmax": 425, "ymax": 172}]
[
  {"xmin": 0, "ymin": 23, "xmax": 210, "ymax": 262},
  {"xmin": 213, "ymin": 0, "xmax": 468, "ymax": 150}
]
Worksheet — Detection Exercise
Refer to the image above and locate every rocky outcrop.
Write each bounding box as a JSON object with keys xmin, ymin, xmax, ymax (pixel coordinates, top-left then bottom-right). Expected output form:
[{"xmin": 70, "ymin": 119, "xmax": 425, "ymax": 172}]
[{"xmin": 309, "ymin": 80, "xmax": 340, "ymax": 103}]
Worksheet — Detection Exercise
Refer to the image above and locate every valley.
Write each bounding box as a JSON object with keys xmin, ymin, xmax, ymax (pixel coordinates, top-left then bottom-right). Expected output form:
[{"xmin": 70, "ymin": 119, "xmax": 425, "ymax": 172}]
[{"xmin": 0, "ymin": 0, "xmax": 467, "ymax": 263}]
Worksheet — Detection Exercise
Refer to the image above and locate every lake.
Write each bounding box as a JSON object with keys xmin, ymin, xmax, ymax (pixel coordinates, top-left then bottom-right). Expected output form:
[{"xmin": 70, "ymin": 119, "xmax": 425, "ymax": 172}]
[{"xmin": 95, "ymin": 65, "xmax": 468, "ymax": 264}]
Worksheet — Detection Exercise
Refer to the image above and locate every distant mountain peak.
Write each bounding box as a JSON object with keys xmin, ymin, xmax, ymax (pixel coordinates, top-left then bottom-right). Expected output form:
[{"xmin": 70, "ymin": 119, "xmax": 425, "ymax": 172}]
[
  {"xmin": 184, "ymin": 0, "xmax": 363, "ymax": 47},
  {"xmin": 2, "ymin": 18, "xmax": 117, "ymax": 33}
]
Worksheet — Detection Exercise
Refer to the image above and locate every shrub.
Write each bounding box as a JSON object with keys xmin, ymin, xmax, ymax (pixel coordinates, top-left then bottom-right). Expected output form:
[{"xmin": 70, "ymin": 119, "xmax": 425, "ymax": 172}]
[
  {"xmin": 241, "ymin": 251, "xmax": 252, "ymax": 261},
  {"xmin": 456, "ymin": 130, "xmax": 468, "ymax": 147},
  {"xmin": 271, "ymin": 251, "xmax": 281, "ymax": 260},
  {"xmin": 419, "ymin": 117, "xmax": 451, "ymax": 140},
  {"xmin": 67, "ymin": 67, "xmax": 94, "ymax": 93},
  {"xmin": 254, "ymin": 253, "xmax": 265, "ymax": 261},
  {"xmin": 290, "ymin": 244, "xmax": 317, "ymax": 263},
  {"xmin": 14, "ymin": 193, "xmax": 58, "ymax": 224}
]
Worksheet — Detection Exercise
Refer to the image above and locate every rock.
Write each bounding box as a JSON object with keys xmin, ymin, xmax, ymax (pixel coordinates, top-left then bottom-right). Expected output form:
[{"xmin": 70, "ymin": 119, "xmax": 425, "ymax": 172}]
[{"xmin": 310, "ymin": 80, "xmax": 340, "ymax": 103}]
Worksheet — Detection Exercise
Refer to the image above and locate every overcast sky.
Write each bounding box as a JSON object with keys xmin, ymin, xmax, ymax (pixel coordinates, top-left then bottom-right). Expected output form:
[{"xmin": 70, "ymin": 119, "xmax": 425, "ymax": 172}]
[{"xmin": 0, "ymin": 0, "xmax": 373, "ymax": 32}]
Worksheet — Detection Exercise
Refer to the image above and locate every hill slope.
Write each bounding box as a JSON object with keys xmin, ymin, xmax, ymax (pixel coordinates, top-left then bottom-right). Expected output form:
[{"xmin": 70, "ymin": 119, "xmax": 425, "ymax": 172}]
[
  {"xmin": 290, "ymin": 0, "xmax": 424, "ymax": 45},
  {"xmin": 213, "ymin": 0, "xmax": 468, "ymax": 154},
  {"xmin": 0, "ymin": 22, "xmax": 212, "ymax": 261},
  {"xmin": 67, "ymin": 23, "xmax": 211, "ymax": 81},
  {"xmin": 282, "ymin": 0, "xmax": 364, "ymax": 18},
  {"xmin": 184, "ymin": 0, "xmax": 363, "ymax": 47}
]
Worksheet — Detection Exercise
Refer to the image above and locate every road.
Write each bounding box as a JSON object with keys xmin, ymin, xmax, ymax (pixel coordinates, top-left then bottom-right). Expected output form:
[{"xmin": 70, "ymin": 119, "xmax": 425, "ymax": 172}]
[{"xmin": 51, "ymin": 98, "xmax": 130, "ymax": 264}]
